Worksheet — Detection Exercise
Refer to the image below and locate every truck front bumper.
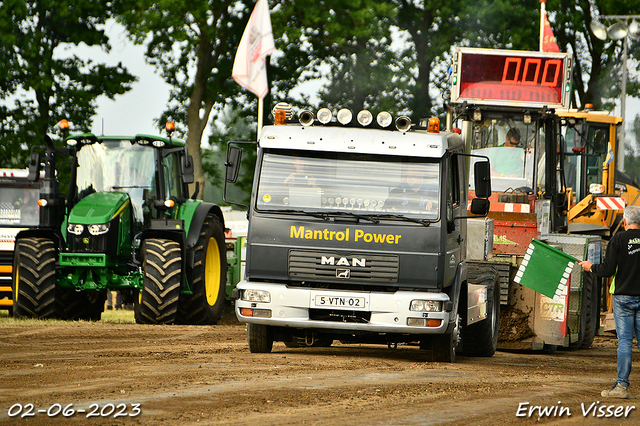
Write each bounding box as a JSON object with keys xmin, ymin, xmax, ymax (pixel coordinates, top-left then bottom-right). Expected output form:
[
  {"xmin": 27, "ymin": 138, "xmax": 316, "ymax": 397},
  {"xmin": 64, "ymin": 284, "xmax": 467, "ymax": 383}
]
[{"xmin": 234, "ymin": 281, "xmax": 452, "ymax": 335}]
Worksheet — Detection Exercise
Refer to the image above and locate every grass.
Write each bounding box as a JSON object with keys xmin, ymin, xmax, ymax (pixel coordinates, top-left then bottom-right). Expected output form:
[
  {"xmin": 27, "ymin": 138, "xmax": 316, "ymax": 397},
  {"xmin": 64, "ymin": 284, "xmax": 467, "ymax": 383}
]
[{"xmin": 0, "ymin": 307, "xmax": 135, "ymax": 326}]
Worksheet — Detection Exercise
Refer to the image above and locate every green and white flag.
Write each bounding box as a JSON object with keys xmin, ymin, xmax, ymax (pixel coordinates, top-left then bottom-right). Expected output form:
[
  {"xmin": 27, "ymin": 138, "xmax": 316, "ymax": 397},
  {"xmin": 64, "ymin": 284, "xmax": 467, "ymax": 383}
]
[{"xmin": 514, "ymin": 239, "xmax": 576, "ymax": 300}]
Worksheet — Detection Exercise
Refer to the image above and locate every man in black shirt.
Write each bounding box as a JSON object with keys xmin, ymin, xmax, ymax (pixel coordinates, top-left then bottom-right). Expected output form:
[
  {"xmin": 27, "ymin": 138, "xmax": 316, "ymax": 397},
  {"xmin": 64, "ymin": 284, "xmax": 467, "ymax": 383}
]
[{"xmin": 579, "ymin": 206, "xmax": 640, "ymax": 399}]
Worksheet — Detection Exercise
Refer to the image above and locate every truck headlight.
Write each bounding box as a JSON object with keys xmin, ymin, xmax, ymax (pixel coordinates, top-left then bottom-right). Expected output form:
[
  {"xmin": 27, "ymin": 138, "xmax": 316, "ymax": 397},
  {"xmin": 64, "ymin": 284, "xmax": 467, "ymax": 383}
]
[
  {"xmin": 243, "ymin": 289, "xmax": 271, "ymax": 303},
  {"xmin": 410, "ymin": 300, "xmax": 442, "ymax": 312},
  {"xmin": 67, "ymin": 223, "xmax": 84, "ymax": 235},
  {"xmin": 88, "ymin": 223, "xmax": 110, "ymax": 235}
]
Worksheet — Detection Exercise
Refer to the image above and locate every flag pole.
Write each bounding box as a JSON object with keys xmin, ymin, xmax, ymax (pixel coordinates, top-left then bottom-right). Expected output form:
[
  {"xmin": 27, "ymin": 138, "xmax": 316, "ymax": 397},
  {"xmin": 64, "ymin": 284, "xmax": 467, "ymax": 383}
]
[
  {"xmin": 257, "ymin": 98, "xmax": 264, "ymax": 141},
  {"xmin": 539, "ymin": 0, "xmax": 546, "ymax": 52}
]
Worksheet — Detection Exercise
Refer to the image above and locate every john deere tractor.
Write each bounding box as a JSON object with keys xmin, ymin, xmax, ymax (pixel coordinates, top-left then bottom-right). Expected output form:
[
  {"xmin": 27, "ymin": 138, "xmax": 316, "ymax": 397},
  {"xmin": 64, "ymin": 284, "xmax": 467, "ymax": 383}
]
[{"xmin": 12, "ymin": 122, "xmax": 228, "ymax": 324}]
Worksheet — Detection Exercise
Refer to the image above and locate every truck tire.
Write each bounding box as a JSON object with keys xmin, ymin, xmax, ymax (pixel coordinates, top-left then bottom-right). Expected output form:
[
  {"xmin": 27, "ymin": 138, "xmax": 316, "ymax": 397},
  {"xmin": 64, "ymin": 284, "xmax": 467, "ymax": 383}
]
[
  {"xmin": 177, "ymin": 214, "xmax": 228, "ymax": 325},
  {"xmin": 136, "ymin": 239, "xmax": 182, "ymax": 324},
  {"xmin": 421, "ymin": 332, "xmax": 456, "ymax": 362},
  {"xmin": 580, "ymin": 272, "xmax": 600, "ymax": 350},
  {"xmin": 12, "ymin": 238, "xmax": 58, "ymax": 319},
  {"xmin": 460, "ymin": 267, "xmax": 500, "ymax": 357},
  {"xmin": 247, "ymin": 323, "xmax": 274, "ymax": 353}
]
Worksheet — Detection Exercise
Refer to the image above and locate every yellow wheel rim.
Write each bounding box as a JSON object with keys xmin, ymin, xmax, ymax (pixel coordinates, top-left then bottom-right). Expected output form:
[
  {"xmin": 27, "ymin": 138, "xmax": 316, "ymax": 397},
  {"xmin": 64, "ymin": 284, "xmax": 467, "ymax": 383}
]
[
  {"xmin": 14, "ymin": 264, "xmax": 19, "ymax": 302},
  {"xmin": 205, "ymin": 237, "xmax": 221, "ymax": 306}
]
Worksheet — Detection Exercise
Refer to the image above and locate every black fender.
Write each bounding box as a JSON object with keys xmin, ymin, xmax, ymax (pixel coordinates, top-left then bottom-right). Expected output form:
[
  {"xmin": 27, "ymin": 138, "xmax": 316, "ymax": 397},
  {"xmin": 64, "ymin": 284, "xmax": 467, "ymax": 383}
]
[
  {"xmin": 184, "ymin": 202, "xmax": 226, "ymax": 270},
  {"xmin": 15, "ymin": 228, "xmax": 65, "ymax": 252}
]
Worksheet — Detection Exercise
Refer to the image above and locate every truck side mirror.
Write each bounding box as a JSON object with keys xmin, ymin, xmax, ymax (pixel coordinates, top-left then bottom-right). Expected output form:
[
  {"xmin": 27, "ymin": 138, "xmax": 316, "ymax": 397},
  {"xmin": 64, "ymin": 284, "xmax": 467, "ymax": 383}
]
[
  {"xmin": 470, "ymin": 198, "xmax": 490, "ymax": 215},
  {"xmin": 182, "ymin": 153, "xmax": 194, "ymax": 184},
  {"xmin": 27, "ymin": 153, "xmax": 41, "ymax": 182},
  {"xmin": 225, "ymin": 146, "xmax": 242, "ymax": 183},
  {"xmin": 474, "ymin": 161, "xmax": 491, "ymax": 198}
]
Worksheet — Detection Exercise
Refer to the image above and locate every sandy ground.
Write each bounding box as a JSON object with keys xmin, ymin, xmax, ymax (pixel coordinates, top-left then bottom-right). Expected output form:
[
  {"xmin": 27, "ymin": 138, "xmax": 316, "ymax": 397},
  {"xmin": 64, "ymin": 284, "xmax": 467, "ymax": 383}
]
[{"xmin": 0, "ymin": 309, "xmax": 637, "ymax": 426}]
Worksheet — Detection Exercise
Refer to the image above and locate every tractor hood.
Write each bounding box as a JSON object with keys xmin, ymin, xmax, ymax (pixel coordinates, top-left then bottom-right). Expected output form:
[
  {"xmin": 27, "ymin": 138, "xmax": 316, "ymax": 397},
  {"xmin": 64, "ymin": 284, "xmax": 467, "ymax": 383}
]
[{"xmin": 68, "ymin": 192, "xmax": 131, "ymax": 224}]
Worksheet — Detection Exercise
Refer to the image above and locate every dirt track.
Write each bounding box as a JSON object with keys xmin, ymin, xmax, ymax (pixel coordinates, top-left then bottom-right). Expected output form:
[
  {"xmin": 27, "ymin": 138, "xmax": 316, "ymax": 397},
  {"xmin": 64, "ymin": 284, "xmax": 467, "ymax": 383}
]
[{"xmin": 0, "ymin": 309, "xmax": 637, "ymax": 426}]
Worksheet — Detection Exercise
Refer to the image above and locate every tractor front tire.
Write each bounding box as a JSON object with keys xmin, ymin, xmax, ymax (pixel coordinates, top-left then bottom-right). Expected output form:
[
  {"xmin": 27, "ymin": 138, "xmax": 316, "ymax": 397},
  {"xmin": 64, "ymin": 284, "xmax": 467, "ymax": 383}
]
[
  {"xmin": 177, "ymin": 214, "xmax": 228, "ymax": 325},
  {"xmin": 12, "ymin": 238, "xmax": 58, "ymax": 319},
  {"xmin": 136, "ymin": 239, "xmax": 182, "ymax": 324}
]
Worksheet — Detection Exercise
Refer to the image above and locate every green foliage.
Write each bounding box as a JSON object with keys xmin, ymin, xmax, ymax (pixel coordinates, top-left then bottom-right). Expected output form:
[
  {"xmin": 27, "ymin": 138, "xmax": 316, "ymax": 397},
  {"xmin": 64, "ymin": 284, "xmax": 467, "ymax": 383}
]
[
  {"xmin": 115, "ymin": 0, "xmax": 256, "ymax": 199},
  {"xmin": 204, "ymin": 106, "xmax": 257, "ymax": 205},
  {"xmin": 551, "ymin": 0, "xmax": 640, "ymax": 108},
  {"xmin": 0, "ymin": 0, "xmax": 136, "ymax": 167},
  {"xmin": 624, "ymin": 114, "xmax": 640, "ymax": 185}
]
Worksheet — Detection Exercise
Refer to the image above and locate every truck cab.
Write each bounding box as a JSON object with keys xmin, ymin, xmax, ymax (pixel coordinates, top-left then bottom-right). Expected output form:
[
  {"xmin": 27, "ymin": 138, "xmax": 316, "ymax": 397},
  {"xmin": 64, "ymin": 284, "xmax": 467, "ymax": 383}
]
[{"xmin": 228, "ymin": 107, "xmax": 497, "ymax": 362}]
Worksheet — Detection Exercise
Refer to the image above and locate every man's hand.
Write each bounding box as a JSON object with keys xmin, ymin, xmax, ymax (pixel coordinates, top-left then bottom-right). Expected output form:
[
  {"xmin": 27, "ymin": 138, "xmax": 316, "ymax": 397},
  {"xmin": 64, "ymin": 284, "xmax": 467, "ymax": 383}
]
[{"xmin": 578, "ymin": 260, "xmax": 593, "ymax": 272}]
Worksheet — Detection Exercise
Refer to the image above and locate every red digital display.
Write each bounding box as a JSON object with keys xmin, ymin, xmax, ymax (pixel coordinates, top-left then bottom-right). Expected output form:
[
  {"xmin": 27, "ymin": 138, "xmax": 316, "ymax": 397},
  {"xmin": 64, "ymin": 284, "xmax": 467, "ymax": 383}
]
[{"xmin": 457, "ymin": 52, "xmax": 567, "ymax": 105}]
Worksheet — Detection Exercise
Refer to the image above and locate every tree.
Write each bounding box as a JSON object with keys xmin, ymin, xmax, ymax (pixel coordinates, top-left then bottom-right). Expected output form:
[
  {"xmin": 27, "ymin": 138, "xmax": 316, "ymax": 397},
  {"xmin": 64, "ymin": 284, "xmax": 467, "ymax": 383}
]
[
  {"xmin": 269, "ymin": 1, "xmax": 410, "ymax": 115},
  {"xmin": 116, "ymin": 0, "xmax": 257, "ymax": 199},
  {"xmin": 551, "ymin": 0, "xmax": 640, "ymax": 109},
  {"xmin": 204, "ymin": 105, "xmax": 256, "ymax": 205},
  {"xmin": 0, "ymin": 0, "xmax": 135, "ymax": 167},
  {"xmin": 625, "ymin": 114, "xmax": 640, "ymax": 185}
]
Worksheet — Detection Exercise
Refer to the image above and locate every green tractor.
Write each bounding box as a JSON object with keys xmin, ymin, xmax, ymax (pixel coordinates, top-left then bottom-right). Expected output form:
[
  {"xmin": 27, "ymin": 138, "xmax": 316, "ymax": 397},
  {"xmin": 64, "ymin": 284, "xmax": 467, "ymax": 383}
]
[{"xmin": 12, "ymin": 123, "xmax": 228, "ymax": 324}]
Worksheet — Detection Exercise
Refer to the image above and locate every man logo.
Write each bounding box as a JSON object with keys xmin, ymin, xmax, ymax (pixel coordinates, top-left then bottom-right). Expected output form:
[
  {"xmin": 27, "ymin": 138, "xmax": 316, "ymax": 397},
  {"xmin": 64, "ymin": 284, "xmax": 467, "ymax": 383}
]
[
  {"xmin": 321, "ymin": 256, "xmax": 366, "ymax": 267},
  {"xmin": 336, "ymin": 269, "xmax": 351, "ymax": 279}
]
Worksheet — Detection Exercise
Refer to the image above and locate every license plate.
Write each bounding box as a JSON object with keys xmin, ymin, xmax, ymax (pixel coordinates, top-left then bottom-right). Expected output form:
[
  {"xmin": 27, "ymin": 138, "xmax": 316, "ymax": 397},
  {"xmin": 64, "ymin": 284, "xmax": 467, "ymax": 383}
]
[{"xmin": 314, "ymin": 295, "xmax": 366, "ymax": 309}]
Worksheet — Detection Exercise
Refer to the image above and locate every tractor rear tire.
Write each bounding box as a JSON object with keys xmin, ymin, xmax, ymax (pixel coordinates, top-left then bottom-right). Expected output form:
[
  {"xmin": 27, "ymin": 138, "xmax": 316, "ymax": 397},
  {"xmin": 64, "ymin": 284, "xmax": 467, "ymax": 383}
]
[
  {"xmin": 136, "ymin": 239, "xmax": 182, "ymax": 324},
  {"xmin": 12, "ymin": 238, "xmax": 58, "ymax": 319},
  {"xmin": 177, "ymin": 214, "xmax": 228, "ymax": 325}
]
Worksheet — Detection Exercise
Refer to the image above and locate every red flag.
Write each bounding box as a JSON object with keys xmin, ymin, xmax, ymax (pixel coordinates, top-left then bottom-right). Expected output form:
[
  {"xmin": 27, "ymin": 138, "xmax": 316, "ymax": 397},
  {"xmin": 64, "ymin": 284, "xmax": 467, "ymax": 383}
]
[
  {"xmin": 542, "ymin": 11, "xmax": 560, "ymax": 52},
  {"xmin": 232, "ymin": 0, "xmax": 275, "ymax": 99}
]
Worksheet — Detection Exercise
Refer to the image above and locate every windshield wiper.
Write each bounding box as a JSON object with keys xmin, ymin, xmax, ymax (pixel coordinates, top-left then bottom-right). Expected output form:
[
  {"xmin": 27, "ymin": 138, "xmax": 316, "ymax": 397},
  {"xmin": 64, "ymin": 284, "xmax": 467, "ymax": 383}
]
[
  {"xmin": 375, "ymin": 214, "xmax": 435, "ymax": 227},
  {"xmin": 271, "ymin": 209, "xmax": 331, "ymax": 220},
  {"xmin": 324, "ymin": 211, "xmax": 380, "ymax": 223}
]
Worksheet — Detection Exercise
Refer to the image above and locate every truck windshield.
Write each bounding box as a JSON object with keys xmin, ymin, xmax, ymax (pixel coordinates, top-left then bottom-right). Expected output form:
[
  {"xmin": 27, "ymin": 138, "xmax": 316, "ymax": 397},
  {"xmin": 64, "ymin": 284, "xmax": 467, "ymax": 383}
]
[
  {"xmin": 256, "ymin": 151, "xmax": 440, "ymax": 218},
  {"xmin": 0, "ymin": 185, "xmax": 40, "ymax": 226},
  {"xmin": 75, "ymin": 141, "xmax": 157, "ymax": 223}
]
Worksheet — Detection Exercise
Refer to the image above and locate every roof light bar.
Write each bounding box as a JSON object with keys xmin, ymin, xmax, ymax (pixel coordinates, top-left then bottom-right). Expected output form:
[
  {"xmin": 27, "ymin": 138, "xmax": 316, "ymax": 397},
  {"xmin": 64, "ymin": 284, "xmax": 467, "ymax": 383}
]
[
  {"xmin": 377, "ymin": 111, "xmax": 392, "ymax": 128},
  {"xmin": 395, "ymin": 116, "xmax": 411, "ymax": 131},
  {"xmin": 298, "ymin": 110, "xmax": 314, "ymax": 126},
  {"xmin": 337, "ymin": 108, "xmax": 353, "ymax": 125},
  {"xmin": 357, "ymin": 110, "xmax": 373, "ymax": 126},
  {"xmin": 317, "ymin": 108, "xmax": 332, "ymax": 124}
]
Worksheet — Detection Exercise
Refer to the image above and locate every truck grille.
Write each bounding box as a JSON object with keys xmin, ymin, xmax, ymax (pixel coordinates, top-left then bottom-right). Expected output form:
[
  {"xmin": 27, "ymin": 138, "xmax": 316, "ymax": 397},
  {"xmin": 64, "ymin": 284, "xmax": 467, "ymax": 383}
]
[{"xmin": 288, "ymin": 249, "xmax": 399, "ymax": 283}]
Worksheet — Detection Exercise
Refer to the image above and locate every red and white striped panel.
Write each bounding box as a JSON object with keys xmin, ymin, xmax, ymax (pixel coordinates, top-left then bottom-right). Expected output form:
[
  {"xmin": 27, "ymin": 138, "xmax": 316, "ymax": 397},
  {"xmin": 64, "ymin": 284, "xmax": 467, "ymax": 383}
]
[
  {"xmin": 596, "ymin": 197, "xmax": 626, "ymax": 210},
  {"xmin": 491, "ymin": 202, "xmax": 531, "ymax": 213}
]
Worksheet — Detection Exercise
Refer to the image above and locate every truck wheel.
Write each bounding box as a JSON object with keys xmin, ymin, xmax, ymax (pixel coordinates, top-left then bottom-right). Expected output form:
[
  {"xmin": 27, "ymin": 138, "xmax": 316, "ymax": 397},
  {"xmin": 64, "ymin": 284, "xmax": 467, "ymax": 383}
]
[
  {"xmin": 580, "ymin": 272, "xmax": 600, "ymax": 350},
  {"xmin": 421, "ymin": 332, "xmax": 456, "ymax": 362},
  {"xmin": 460, "ymin": 267, "xmax": 500, "ymax": 357},
  {"xmin": 247, "ymin": 323, "xmax": 274, "ymax": 353},
  {"xmin": 177, "ymin": 214, "xmax": 228, "ymax": 325},
  {"xmin": 12, "ymin": 238, "xmax": 58, "ymax": 319},
  {"xmin": 137, "ymin": 239, "xmax": 182, "ymax": 324}
]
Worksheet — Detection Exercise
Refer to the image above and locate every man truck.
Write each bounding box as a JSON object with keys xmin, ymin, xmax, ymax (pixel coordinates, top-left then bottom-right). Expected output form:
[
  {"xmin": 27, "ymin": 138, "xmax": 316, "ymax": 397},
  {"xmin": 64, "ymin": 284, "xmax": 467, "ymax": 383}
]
[{"xmin": 226, "ymin": 106, "xmax": 498, "ymax": 362}]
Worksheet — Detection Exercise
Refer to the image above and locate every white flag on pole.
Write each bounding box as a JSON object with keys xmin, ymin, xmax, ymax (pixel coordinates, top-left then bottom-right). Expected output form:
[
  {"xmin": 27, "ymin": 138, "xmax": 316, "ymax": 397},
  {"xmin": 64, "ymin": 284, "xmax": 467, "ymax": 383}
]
[{"xmin": 232, "ymin": 0, "xmax": 275, "ymax": 99}]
